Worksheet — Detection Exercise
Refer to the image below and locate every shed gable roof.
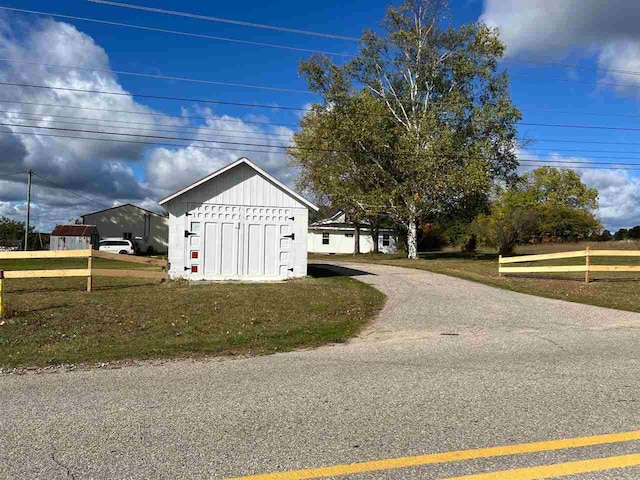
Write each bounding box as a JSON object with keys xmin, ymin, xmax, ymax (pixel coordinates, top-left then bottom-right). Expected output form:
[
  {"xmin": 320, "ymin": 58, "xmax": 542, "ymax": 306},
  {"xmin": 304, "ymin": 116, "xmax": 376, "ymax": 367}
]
[
  {"xmin": 82, "ymin": 203, "xmax": 165, "ymax": 219},
  {"xmin": 158, "ymin": 157, "xmax": 318, "ymax": 210},
  {"xmin": 51, "ymin": 225, "xmax": 99, "ymax": 237}
]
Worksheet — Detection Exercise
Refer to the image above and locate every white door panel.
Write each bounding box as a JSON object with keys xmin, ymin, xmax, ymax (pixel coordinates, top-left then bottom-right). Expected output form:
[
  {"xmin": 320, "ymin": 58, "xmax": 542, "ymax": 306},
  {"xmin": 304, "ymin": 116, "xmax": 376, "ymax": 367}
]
[{"xmin": 186, "ymin": 203, "xmax": 292, "ymax": 279}]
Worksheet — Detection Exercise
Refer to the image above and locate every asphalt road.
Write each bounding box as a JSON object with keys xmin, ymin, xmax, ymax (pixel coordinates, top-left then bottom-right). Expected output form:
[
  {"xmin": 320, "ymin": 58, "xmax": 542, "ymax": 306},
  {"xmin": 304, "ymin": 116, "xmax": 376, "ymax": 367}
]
[{"xmin": 2, "ymin": 261, "xmax": 640, "ymax": 479}]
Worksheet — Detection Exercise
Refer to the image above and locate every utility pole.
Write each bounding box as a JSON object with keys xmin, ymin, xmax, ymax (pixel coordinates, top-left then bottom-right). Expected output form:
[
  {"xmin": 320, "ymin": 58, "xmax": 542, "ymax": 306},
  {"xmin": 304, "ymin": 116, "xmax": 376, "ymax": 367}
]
[{"xmin": 24, "ymin": 169, "xmax": 32, "ymax": 251}]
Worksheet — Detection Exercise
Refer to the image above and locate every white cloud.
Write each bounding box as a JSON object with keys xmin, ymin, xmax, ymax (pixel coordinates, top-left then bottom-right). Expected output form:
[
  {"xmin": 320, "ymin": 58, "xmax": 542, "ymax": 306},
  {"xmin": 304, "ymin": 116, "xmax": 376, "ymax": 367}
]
[
  {"xmin": 145, "ymin": 107, "xmax": 295, "ymax": 196},
  {"xmin": 518, "ymin": 150, "xmax": 640, "ymax": 230},
  {"xmin": 481, "ymin": 1, "xmax": 640, "ymax": 89},
  {"xmin": 0, "ymin": 16, "xmax": 298, "ymax": 232}
]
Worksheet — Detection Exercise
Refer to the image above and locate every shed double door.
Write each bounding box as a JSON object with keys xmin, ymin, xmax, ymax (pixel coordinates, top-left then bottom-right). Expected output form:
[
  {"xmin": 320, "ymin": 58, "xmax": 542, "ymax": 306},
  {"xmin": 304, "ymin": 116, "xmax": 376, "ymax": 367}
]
[{"xmin": 186, "ymin": 203, "xmax": 293, "ymax": 279}]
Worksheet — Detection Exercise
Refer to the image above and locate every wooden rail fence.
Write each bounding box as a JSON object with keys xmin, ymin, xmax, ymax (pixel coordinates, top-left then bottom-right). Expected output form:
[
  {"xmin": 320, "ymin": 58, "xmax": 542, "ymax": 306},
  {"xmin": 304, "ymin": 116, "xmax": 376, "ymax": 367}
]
[
  {"xmin": 0, "ymin": 249, "xmax": 168, "ymax": 316},
  {"xmin": 499, "ymin": 247, "xmax": 640, "ymax": 283}
]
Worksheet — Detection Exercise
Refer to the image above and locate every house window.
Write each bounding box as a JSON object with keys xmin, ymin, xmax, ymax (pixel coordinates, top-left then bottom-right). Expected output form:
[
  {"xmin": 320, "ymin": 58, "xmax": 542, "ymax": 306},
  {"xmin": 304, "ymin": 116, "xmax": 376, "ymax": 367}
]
[
  {"xmin": 123, "ymin": 232, "xmax": 132, "ymax": 240},
  {"xmin": 382, "ymin": 234, "xmax": 390, "ymax": 247},
  {"xmin": 345, "ymin": 233, "xmax": 354, "ymax": 238},
  {"xmin": 322, "ymin": 233, "xmax": 330, "ymax": 245}
]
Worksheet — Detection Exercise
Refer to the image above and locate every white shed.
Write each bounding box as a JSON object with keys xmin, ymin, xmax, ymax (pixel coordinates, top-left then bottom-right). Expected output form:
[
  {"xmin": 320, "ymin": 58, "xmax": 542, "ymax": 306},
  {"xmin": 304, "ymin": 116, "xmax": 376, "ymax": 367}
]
[{"xmin": 159, "ymin": 157, "xmax": 318, "ymax": 281}]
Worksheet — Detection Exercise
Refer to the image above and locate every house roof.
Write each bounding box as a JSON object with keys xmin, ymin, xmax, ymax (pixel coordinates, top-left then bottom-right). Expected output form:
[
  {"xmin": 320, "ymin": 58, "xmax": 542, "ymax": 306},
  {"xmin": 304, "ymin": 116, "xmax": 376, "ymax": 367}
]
[
  {"xmin": 158, "ymin": 157, "xmax": 319, "ymax": 211},
  {"xmin": 51, "ymin": 225, "xmax": 99, "ymax": 237},
  {"xmin": 82, "ymin": 203, "xmax": 165, "ymax": 219}
]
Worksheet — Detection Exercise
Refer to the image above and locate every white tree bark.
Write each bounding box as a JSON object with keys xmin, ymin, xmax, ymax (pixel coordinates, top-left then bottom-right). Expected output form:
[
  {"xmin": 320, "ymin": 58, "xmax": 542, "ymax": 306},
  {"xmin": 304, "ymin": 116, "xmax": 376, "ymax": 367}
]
[{"xmin": 407, "ymin": 219, "xmax": 418, "ymax": 259}]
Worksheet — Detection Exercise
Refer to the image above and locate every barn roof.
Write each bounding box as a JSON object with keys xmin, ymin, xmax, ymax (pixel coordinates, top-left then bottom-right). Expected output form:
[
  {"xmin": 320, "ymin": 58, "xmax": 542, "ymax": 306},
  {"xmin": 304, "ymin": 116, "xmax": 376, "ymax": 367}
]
[
  {"xmin": 158, "ymin": 157, "xmax": 318, "ymax": 210},
  {"xmin": 51, "ymin": 225, "xmax": 99, "ymax": 237},
  {"xmin": 82, "ymin": 203, "xmax": 165, "ymax": 218}
]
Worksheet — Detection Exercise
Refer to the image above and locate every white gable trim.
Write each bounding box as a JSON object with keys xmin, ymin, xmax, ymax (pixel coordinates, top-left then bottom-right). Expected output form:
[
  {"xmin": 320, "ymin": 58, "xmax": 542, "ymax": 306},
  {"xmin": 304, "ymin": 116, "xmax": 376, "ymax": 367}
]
[{"xmin": 159, "ymin": 157, "xmax": 318, "ymax": 210}]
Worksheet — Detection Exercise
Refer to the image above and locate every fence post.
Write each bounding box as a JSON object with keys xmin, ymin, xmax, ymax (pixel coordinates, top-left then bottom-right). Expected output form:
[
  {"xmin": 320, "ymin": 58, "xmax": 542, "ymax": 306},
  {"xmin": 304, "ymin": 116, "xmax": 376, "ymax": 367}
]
[
  {"xmin": 87, "ymin": 248, "xmax": 93, "ymax": 293},
  {"xmin": 498, "ymin": 255, "xmax": 502, "ymax": 278},
  {"xmin": 585, "ymin": 247, "xmax": 591, "ymax": 284},
  {"xmin": 0, "ymin": 270, "xmax": 4, "ymax": 319}
]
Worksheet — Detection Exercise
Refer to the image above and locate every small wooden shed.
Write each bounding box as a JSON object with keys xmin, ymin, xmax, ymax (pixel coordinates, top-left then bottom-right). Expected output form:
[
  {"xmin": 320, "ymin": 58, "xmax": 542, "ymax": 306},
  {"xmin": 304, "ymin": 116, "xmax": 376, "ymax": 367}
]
[
  {"xmin": 50, "ymin": 225, "xmax": 99, "ymax": 251},
  {"xmin": 159, "ymin": 157, "xmax": 318, "ymax": 281}
]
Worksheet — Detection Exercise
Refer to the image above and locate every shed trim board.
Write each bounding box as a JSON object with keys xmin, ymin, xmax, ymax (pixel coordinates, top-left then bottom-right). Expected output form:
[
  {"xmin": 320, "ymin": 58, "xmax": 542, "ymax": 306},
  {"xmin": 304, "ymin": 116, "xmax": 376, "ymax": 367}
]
[{"xmin": 162, "ymin": 158, "xmax": 315, "ymax": 281}]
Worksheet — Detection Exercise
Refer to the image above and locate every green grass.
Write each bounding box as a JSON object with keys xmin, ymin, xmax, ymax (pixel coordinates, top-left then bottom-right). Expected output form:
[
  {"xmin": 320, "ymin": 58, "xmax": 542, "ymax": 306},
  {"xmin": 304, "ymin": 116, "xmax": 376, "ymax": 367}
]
[
  {"xmin": 0, "ymin": 261, "xmax": 385, "ymax": 369},
  {"xmin": 310, "ymin": 241, "xmax": 640, "ymax": 314}
]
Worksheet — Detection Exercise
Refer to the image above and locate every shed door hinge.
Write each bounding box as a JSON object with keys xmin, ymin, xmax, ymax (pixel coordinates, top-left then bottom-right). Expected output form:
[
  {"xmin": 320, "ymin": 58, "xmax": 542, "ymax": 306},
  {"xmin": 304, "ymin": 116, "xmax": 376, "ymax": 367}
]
[
  {"xmin": 185, "ymin": 230, "xmax": 195, "ymax": 238},
  {"xmin": 288, "ymin": 216, "xmax": 295, "ymax": 221},
  {"xmin": 288, "ymin": 268, "xmax": 294, "ymax": 272},
  {"xmin": 283, "ymin": 233, "xmax": 295, "ymax": 240}
]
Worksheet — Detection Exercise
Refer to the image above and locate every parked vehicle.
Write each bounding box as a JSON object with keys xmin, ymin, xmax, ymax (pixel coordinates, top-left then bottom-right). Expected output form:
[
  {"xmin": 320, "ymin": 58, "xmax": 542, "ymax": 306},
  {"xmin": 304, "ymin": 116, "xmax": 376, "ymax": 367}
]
[{"xmin": 98, "ymin": 238, "xmax": 135, "ymax": 255}]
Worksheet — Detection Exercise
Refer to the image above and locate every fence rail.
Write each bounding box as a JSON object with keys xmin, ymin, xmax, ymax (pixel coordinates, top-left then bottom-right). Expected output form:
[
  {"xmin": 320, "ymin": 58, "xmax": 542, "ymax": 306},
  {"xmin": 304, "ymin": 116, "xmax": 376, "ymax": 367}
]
[
  {"xmin": 0, "ymin": 248, "xmax": 167, "ymax": 292},
  {"xmin": 498, "ymin": 247, "xmax": 640, "ymax": 283}
]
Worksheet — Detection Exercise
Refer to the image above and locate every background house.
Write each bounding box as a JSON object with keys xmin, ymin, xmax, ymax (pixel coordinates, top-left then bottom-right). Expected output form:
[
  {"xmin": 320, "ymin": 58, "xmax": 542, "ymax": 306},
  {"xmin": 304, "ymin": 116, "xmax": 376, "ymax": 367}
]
[
  {"xmin": 81, "ymin": 204, "xmax": 168, "ymax": 254},
  {"xmin": 160, "ymin": 157, "xmax": 318, "ymax": 281},
  {"xmin": 308, "ymin": 211, "xmax": 398, "ymax": 254},
  {"xmin": 50, "ymin": 225, "xmax": 99, "ymax": 251}
]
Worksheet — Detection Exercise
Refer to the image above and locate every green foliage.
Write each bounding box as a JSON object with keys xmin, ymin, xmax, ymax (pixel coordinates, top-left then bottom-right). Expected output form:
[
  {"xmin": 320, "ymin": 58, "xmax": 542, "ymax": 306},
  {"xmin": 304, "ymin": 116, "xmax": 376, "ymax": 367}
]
[
  {"xmin": 629, "ymin": 226, "xmax": 640, "ymax": 240},
  {"xmin": 470, "ymin": 190, "xmax": 538, "ymax": 255},
  {"xmin": 615, "ymin": 228, "xmax": 629, "ymax": 241},
  {"xmin": 293, "ymin": 0, "xmax": 521, "ymax": 258},
  {"xmin": 0, "ymin": 217, "xmax": 42, "ymax": 250},
  {"xmin": 522, "ymin": 167, "xmax": 598, "ymax": 211},
  {"xmin": 471, "ymin": 167, "xmax": 601, "ymax": 253},
  {"xmin": 596, "ymin": 229, "xmax": 612, "ymax": 242}
]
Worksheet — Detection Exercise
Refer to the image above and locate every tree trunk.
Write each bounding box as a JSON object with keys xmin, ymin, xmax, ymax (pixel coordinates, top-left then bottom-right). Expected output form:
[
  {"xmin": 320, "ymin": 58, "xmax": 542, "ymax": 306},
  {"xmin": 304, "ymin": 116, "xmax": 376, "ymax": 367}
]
[
  {"xmin": 354, "ymin": 221, "xmax": 361, "ymax": 255},
  {"xmin": 371, "ymin": 223, "xmax": 380, "ymax": 254},
  {"xmin": 407, "ymin": 219, "xmax": 418, "ymax": 259}
]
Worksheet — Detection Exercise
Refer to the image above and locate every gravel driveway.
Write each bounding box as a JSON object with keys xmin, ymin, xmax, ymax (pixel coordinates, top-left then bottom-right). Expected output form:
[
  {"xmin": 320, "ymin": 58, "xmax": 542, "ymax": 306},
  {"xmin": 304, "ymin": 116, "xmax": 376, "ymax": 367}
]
[{"xmin": 2, "ymin": 261, "xmax": 640, "ymax": 479}]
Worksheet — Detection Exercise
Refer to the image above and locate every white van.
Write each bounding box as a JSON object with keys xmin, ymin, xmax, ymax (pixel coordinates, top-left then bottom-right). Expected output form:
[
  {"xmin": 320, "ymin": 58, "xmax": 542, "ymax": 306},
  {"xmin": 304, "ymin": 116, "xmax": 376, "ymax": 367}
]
[{"xmin": 98, "ymin": 238, "xmax": 135, "ymax": 255}]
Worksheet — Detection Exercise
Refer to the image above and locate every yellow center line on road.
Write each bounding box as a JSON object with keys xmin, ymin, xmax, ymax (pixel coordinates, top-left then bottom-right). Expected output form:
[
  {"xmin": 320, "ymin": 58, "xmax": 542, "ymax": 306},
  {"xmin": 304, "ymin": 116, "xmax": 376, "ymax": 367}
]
[
  {"xmin": 226, "ymin": 430, "xmax": 640, "ymax": 480},
  {"xmin": 441, "ymin": 452, "xmax": 640, "ymax": 479}
]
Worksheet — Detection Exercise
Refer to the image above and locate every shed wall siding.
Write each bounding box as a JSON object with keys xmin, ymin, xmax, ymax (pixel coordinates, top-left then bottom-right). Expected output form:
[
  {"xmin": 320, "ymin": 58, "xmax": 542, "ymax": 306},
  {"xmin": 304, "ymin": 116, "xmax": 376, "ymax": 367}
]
[
  {"xmin": 83, "ymin": 205, "xmax": 168, "ymax": 253},
  {"xmin": 171, "ymin": 163, "xmax": 302, "ymax": 208},
  {"xmin": 165, "ymin": 164, "xmax": 311, "ymax": 281},
  {"xmin": 50, "ymin": 236, "xmax": 93, "ymax": 251}
]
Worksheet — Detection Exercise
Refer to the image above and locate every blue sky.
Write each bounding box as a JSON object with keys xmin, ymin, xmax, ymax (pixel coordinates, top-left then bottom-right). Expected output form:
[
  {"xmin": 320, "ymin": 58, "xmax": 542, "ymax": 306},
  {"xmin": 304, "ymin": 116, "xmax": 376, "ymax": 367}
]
[{"xmin": 0, "ymin": 0, "xmax": 639, "ymax": 231}]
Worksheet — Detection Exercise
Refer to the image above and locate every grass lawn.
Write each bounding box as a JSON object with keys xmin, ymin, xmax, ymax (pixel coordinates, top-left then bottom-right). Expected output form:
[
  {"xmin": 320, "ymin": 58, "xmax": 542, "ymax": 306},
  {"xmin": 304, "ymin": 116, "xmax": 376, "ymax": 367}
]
[
  {"xmin": 0, "ymin": 260, "xmax": 385, "ymax": 369},
  {"xmin": 310, "ymin": 241, "xmax": 640, "ymax": 314}
]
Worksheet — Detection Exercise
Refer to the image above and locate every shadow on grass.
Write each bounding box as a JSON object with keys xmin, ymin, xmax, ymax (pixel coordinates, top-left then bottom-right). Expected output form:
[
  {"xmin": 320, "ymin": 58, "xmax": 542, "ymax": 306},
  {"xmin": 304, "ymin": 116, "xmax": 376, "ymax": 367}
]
[
  {"xmin": 309, "ymin": 264, "xmax": 374, "ymax": 278},
  {"xmin": 8, "ymin": 281, "xmax": 158, "ymax": 295},
  {"xmin": 418, "ymin": 251, "xmax": 498, "ymax": 261}
]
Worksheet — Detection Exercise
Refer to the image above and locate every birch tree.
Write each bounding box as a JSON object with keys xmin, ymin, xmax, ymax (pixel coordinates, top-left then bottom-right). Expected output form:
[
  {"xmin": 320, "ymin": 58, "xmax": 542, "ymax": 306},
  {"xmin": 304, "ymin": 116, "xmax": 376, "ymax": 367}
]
[
  {"xmin": 298, "ymin": 0, "xmax": 521, "ymax": 258},
  {"xmin": 291, "ymin": 91, "xmax": 395, "ymax": 254}
]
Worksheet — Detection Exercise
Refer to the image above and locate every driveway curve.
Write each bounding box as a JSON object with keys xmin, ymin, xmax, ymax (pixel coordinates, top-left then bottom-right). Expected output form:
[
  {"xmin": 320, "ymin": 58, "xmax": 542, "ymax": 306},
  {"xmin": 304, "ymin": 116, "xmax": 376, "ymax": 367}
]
[
  {"xmin": 312, "ymin": 260, "xmax": 640, "ymax": 346},
  {"xmin": 2, "ymin": 261, "xmax": 640, "ymax": 480}
]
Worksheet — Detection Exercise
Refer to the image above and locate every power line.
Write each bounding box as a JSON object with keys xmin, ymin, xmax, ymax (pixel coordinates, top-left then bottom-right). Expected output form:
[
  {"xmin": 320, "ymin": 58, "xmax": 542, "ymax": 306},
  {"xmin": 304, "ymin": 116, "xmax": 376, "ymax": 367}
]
[
  {"xmin": 7, "ymin": 123, "xmax": 640, "ymax": 169},
  {"xmin": 0, "ymin": 113, "xmax": 293, "ymax": 145},
  {"xmin": 0, "ymin": 109, "xmax": 295, "ymax": 139},
  {"xmin": 88, "ymin": 0, "xmax": 360, "ymax": 42},
  {"xmin": 0, "ymin": 58, "xmax": 313, "ymax": 95},
  {"xmin": 0, "ymin": 98, "xmax": 300, "ymax": 128},
  {"xmin": 11, "ymin": 80, "xmax": 640, "ymax": 132},
  {"xmin": 0, "ymin": 129, "xmax": 293, "ymax": 155},
  {"xmin": 0, "ymin": 81, "xmax": 309, "ymax": 112},
  {"xmin": 519, "ymin": 163, "xmax": 640, "ymax": 171},
  {"xmin": 9, "ymin": 4, "xmax": 640, "ymax": 84},
  {"xmin": 0, "ymin": 6, "xmax": 354, "ymax": 59},
  {"xmin": 0, "ymin": 170, "xmax": 26, "ymax": 178},
  {"xmin": 7, "ymin": 56, "xmax": 640, "ymax": 121},
  {"xmin": 31, "ymin": 172, "xmax": 111, "ymax": 208}
]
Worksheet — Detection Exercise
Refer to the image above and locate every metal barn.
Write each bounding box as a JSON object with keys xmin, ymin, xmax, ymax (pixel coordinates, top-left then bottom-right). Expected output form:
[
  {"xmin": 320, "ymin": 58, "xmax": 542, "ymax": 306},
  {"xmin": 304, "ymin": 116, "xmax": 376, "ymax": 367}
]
[
  {"xmin": 50, "ymin": 225, "xmax": 99, "ymax": 251},
  {"xmin": 160, "ymin": 157, "xmax": 318, "ymax": 281}
]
